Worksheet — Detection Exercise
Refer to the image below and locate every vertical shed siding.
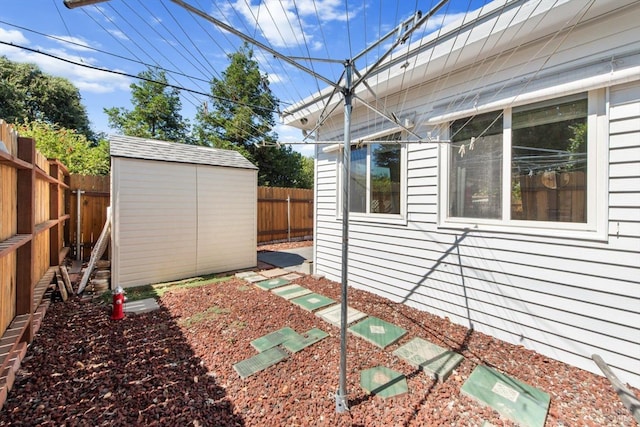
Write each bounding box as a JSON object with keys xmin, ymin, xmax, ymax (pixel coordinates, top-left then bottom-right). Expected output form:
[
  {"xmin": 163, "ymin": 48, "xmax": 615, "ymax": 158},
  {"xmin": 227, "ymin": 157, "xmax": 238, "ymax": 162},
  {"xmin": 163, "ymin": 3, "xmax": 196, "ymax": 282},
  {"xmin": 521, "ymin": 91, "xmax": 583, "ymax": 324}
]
[
  {"xmin": 113, "ymin": 158, "xmax": 198, "ymax": 287},
  {"xmin": 196, "ymin": 166, "xmax": 256, "ymax": 274}
]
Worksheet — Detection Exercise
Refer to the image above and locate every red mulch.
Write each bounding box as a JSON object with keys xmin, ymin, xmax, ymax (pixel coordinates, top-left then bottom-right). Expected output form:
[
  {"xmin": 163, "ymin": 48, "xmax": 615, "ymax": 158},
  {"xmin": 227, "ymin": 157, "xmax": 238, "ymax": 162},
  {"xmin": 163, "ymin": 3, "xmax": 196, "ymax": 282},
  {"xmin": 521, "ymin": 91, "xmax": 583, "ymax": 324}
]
[{"xmin": 1, "ymin": 242, "xmax": 637, "ymax": 426}]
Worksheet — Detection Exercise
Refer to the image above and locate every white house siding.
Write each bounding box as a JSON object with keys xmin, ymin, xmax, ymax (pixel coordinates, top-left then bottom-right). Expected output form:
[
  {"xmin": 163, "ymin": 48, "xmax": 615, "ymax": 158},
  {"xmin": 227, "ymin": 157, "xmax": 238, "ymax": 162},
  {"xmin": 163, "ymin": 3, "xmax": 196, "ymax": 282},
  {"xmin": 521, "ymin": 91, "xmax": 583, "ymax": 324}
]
[
  {"xmin": 113, "ymin": 158, "xmax": 198, "ymax": 287},
  {"xmin": 196, "ymin": 165, "xmax": 257, "ymax": 275},
  {"xmin": 309, "ymin": 3, "xmax": 640, "ymax": 387}
]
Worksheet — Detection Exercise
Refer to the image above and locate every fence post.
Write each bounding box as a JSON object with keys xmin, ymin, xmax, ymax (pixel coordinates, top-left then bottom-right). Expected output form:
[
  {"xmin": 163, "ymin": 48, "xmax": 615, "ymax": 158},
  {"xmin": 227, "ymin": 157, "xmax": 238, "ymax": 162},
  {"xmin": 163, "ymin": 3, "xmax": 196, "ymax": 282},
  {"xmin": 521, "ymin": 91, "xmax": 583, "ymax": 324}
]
[
  {"xmin": 75, "ymin": 189, "xmax": 84, "ymax": 260},
  {"xmin": 15, "ymin": 137, "xmax": 35, "ymax": 342},
  {"xmin": 287, "ymin": 195, "xmax": 291, "ymax": 242}
]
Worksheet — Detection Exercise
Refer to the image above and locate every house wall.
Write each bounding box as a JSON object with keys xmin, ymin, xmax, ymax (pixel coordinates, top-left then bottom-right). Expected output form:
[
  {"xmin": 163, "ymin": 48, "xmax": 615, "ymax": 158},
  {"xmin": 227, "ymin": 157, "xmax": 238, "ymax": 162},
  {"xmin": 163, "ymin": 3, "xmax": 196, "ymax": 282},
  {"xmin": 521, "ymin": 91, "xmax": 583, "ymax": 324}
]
[
  {"xmin": 312, "ymin": 3, "xmax": 640, "ymax": 387},
  {"xmin": 112, "ymin": 158, "xmax": 256, "ymax": 288}
]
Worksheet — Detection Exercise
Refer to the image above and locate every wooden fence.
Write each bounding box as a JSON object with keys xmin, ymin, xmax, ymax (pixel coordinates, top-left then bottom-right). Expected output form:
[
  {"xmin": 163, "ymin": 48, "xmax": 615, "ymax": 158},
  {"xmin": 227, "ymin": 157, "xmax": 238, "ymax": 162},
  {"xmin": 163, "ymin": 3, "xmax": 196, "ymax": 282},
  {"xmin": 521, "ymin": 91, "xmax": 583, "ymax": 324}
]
[
  {"xmin": 69, "ymin": 177, "xmax": 314, "ymax": 249},
  {"xmin": 68, "ymin": 175, "xmax": 110, "ymax": 261},
  {"xmin": 257, "ymin": 186, "xmax": 313, "ymax": 244},
  {"xmin": 0, "ymin": 120, "xmax": 69, "ymax": 406}
]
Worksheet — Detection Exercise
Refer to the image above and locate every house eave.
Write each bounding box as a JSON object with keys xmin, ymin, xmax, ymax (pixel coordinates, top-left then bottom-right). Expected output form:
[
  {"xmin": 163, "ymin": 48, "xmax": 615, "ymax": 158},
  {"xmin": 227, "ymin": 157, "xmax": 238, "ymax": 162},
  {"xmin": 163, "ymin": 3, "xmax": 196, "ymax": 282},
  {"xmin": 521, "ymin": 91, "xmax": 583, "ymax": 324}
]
[{"xmin": 282, "ymin": 0, "xmax": 638, "ymax": 130}]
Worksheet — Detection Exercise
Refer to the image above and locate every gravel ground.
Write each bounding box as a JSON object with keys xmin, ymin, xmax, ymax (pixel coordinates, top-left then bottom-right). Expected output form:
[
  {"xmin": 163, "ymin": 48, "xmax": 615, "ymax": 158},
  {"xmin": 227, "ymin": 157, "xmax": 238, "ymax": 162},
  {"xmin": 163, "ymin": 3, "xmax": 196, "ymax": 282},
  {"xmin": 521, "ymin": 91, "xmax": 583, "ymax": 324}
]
[{"xmin": 1, "ymin": 242, "xmax": 638, "ymax": 426}]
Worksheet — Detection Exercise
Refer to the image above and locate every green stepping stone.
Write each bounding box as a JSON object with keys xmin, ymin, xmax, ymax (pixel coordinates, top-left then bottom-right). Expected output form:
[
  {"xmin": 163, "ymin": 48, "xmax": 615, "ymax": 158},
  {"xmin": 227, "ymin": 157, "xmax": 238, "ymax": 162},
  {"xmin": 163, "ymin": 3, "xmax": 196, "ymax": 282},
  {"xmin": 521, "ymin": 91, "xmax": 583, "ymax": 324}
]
[
  {"xmin": 360, "ymin": 366, "xmax": 408, "ymax": 399},
  {"xmin": 251, "ymin": 327, "xmax": 302, "ymax": 352},
  {"xmin": 271, "ymin": 284, "xmax": 312, "ymax": 300},
  {"xmin": 348, "ymin": 316, "xmax": 406, "ymax": 349},
  {"xmin": 255, "ymin": 277, "xmax": 290, "ymax": 290},
  {"xmin": 245, "ymin": 274, "xmax": 268, "ymax": 283},
  {"xmin": 282, "ymin": 328, "xmax": 329, "ymax": 353},
  {"xmin": 393, "ymin": 337, "xmax": 464, "ymax": 382},
  {"xmin": 290, "ymin": 293, "xmax": 336, "ymax": 312},
  {"xmin": 461, "ymin": 365, "xmax": 550, "ymax": 427},
  {"xmin": 233, "ymin": 347, "xmax": 289, "ymax": 379}
]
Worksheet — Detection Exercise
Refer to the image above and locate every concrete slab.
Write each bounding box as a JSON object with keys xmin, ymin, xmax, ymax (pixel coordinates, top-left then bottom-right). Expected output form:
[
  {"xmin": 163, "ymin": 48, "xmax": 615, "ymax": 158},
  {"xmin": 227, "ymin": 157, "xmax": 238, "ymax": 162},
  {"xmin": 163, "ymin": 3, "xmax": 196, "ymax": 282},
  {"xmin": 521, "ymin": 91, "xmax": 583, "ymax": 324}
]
[
  {"xmin": 245, "ymin": 274, "xmax": 268, "ymax": 283},
  {"xmin": 290, "ymin": 293, "xmax": 335, "ymax": 312},
  {"xmin": 282, "ymin": 328, "xmax": 328, "ymax": 353},
  {"xmin": 233, "ymin": 347, "xmax": 289, "ymax": 379},
  {"xmin": 271, "ymin": 284, "xmax": 312, "ymax": 300},
  {"xmin": 255, "ymin": 277, "xmax": 290, "ymax": 290},
  {"xmin": 393, "ymin": 337, "xmax": 464, "ymax": 382},
  {"xmin": 260, "ymin": 268, "xmax": 290, "ymax": 278},
  {"xmin": 461, "ymin": 365, "xmax": 550, "ymax": 427},
  {"xmin": 235, "ymin": 271, "xmax": 258, "ymax": 279},
  {"xmin": 258, "ymin": 246, "xmax": 313, "ymax": 273},
  {"xmin": 282, "ymin": 273, "xmax": 302, "ymax": 281},
  {"xmin": 124, "ymin": 298, "xmax": 160, "ymax": 314},
  {"xmin": 251, "ymin": 327, "xmax": 302, "ymax": 352},
  {"xmin": 348, "ymin": 316, "xmax": 407, "ymax": 349},
  {"xmin": 360, "ymin": 366, "xmax": 408, "ymax": 399},
  {"xmin": 315, "ymin": 304, "xmax": 367, "ymax": 328}
]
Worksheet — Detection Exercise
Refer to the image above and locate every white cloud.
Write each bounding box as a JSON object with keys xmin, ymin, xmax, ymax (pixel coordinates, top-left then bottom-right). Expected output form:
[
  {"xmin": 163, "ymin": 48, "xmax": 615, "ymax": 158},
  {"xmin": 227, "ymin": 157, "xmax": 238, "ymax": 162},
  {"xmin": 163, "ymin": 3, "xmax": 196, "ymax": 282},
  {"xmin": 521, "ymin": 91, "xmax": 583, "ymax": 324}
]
[
  {"xmin": 267, "ymin": 72, "xmax": 284, "ymax": 84},
  {"xmin": 107, "ymin": 29, "xmax": 128, "ymax": 41},
  {"xmin": 76, "ymin": 78, "xmax": 128, "ymax": 94},
  {"xmin": 225, "ymin": 0, "xmax": 346, "ymax": 50},
  {"xmin": 0, "ymin": 28, "xmax": 130, "ymax": 95},
  {"xmin": 276, "ymin": 122, "xmax": 316, "ymax": 157},
  {"xmin": 52, "ymin": 35, "xmax": 94, "ymax": 52},
  {"xmin": 423, "ymin": 11, "xmax": 468, "ymax": 34},
  {"xmin": 294, "ymin": 0, "xmax": 347, "ymax": 22},
  {"xmin": 0, "ymin": 27, "xmax": 29, "ymax": 44}
]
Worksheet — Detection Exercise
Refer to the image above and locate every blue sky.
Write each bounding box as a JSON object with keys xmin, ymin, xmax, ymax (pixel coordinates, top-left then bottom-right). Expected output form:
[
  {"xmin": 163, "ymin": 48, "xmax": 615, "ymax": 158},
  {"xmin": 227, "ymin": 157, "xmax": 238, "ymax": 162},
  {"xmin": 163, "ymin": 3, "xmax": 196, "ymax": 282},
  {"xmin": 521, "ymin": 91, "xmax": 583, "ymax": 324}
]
[{"xmin": 0, "ymin": 0, "xmax": 489, "ymax": 157}]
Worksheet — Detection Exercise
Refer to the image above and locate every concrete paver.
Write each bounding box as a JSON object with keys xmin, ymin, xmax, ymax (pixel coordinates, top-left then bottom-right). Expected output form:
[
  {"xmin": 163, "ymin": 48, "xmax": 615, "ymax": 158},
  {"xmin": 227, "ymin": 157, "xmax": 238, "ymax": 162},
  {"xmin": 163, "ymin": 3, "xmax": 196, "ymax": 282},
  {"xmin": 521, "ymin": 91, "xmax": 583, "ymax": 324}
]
[
  {"xmin": 348, "ymin": 316, "xmax": 407, "ymax": 349},
  {"xmin": 255, "ymin": 277, "xmax": 290, "ymax": 290},
  {"xmin": 124, "ymin": 298, "xmax": 160, "ymax": 314},
  {"xmin": 271, "ymin": 284, "xmax": 312, "ymax": 300},
  {"xmin": 461, "ymin": 365, "xmax": 550, "ymax": 427},
  {"xmin": 393, "ymin": 337, "xmax": 464, "ymax": 382},
  {"xmin": 360, "ymin": 366, "xmax": 408, "ymax": 399},
  {"xmin": 315, "ymin": 304, "xmax": 367, "ymax": 328}
]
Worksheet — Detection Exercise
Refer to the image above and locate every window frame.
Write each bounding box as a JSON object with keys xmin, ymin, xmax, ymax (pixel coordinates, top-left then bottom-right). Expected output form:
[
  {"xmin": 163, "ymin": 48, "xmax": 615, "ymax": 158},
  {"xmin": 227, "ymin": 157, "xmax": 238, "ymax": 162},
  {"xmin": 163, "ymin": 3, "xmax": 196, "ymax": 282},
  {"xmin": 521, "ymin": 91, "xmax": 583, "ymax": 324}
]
[
  {"xmin": 336, "ymin": 130, "xmax": 408, "ymax": 225},
  {"xmin": 438, "ymin": 89, "xmax": 608, "ymax": 240}
]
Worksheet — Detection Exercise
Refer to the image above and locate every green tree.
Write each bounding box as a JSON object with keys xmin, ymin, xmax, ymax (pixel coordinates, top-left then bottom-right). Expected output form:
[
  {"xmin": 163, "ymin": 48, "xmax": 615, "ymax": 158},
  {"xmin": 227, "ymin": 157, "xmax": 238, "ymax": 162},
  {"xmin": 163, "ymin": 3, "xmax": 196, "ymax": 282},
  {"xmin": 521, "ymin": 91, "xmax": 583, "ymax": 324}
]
[
  {"xmin": 299, "ymin": 155, "xmax": 314, "ymax": 189},
  {"xmin": 18, "ymin": 120, "xmax": 110, "ymax": 175},
  {"xmin": 105, "ymin": 67, "xmax": 189, "ymax": 142},
  {"xmin": 0, "ymin": 56, "xmax": 93, "ymax": 140},
  {"xmin": 194, "ymin": 43, "xmax": 311, "ymax": 187}
]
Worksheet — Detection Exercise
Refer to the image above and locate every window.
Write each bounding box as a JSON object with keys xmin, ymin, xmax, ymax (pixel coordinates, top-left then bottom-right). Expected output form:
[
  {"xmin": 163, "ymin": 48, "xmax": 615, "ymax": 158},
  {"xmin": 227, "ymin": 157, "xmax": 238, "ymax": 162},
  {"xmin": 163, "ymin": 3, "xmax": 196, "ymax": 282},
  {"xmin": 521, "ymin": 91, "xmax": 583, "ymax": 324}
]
[
  {"xmin": 449, "ymin": 111, "xmax": 503, "ymax": 219},
  {"xmin": 442, "ymin": 91, "xmax": 606, "ymax": 238},
  {"xmin": 339, "ymin": 131, "xmax": 406, "ymax": 222},
  {"xmin": 511, "ymin": 97, "xmax": 587, "ymax": 222}
]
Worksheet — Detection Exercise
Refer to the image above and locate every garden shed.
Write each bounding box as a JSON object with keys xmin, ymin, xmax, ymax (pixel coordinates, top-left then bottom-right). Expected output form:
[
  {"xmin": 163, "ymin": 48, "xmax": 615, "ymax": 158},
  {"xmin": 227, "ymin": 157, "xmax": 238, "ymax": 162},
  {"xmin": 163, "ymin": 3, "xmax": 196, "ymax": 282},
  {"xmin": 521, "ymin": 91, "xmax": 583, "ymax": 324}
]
[{"xmin": 110, "ymin": 135, "xmax": 257, "ymax": 288}]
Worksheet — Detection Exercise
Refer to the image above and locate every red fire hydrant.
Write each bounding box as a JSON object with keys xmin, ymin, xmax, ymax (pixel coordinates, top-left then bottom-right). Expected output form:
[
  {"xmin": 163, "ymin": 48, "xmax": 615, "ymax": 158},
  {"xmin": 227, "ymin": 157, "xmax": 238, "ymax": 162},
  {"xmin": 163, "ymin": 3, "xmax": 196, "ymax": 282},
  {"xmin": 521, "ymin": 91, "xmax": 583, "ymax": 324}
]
[{"xmin": 111, "ymin": 286, "xmax": 125, "ymax": 320}]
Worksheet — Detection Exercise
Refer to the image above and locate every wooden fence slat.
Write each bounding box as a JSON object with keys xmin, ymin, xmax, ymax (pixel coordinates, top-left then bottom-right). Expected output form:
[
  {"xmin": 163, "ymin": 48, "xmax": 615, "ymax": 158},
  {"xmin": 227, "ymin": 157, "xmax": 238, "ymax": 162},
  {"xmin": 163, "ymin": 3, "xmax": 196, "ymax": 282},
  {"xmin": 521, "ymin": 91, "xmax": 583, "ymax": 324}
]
[
  {"xmin": 66, "ymin": 179, "xmax": 314, "ymax": 249},
  {"xmin": 0, "ymin": 120, "xmax": 69, "ymax": 410},
  {"xmin": 257, "ymin": 186, "xmax": 313, "ymax": 243}
]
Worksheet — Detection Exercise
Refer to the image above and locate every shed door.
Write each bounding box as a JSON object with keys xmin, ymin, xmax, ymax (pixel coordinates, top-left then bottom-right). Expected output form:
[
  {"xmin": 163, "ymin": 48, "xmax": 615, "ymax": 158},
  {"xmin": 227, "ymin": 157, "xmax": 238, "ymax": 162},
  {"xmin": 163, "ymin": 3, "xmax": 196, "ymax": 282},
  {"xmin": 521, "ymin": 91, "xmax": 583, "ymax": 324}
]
[
  {"xmin": 114, "ymin": 158, "xmax": 197, "ymax": 287},
  {"xmin": 196, "ymin": 165, "xmax": 256, "ymax": 274}
]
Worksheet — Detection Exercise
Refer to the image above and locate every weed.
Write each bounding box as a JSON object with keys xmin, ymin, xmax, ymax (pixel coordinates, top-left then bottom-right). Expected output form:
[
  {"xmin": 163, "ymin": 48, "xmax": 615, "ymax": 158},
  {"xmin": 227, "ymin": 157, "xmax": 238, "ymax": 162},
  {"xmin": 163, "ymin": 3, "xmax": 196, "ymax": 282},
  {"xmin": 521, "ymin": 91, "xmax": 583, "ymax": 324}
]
[
  {"xmin": 105, "ymin": 275, "xmax": 232, "ymax": 303},
  {"xmin": 179, "ymin": 306, "xmax": 231, "ymax": 328}
]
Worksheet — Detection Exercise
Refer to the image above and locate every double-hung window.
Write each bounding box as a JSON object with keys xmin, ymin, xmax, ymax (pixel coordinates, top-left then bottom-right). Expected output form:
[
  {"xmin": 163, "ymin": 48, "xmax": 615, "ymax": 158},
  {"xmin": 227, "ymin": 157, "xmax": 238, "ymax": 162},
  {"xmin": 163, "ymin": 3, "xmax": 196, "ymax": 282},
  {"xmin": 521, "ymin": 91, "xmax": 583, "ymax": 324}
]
[
  {"xmin": 441, "ymin": 90, "xmax": 607, "ymax": 239},
  {"xmin": 338, "ymin": 131, "xmax": 407, "ymax": 223}
]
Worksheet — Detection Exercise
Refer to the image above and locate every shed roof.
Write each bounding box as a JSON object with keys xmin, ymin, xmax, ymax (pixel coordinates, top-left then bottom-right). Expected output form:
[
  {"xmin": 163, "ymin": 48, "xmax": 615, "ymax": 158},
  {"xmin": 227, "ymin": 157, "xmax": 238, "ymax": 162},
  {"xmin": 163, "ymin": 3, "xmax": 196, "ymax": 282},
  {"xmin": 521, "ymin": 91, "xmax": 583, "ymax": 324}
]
[{"xmin": 109, "ymin": 135, "xmax": 257, "ymax": 170}]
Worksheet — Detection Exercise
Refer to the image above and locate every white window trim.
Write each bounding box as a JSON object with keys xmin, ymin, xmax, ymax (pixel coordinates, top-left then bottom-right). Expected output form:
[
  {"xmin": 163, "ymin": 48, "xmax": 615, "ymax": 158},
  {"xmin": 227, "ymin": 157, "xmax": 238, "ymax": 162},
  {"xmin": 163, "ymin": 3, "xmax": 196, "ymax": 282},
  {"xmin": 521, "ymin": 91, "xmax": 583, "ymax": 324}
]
[
  {"xmin": 336, "ymin": 130, "xmax": 408, "ymax": 226},
  {"xmin": 438, "ymin": 89, "xmax": 609, "ymax": 241}
]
